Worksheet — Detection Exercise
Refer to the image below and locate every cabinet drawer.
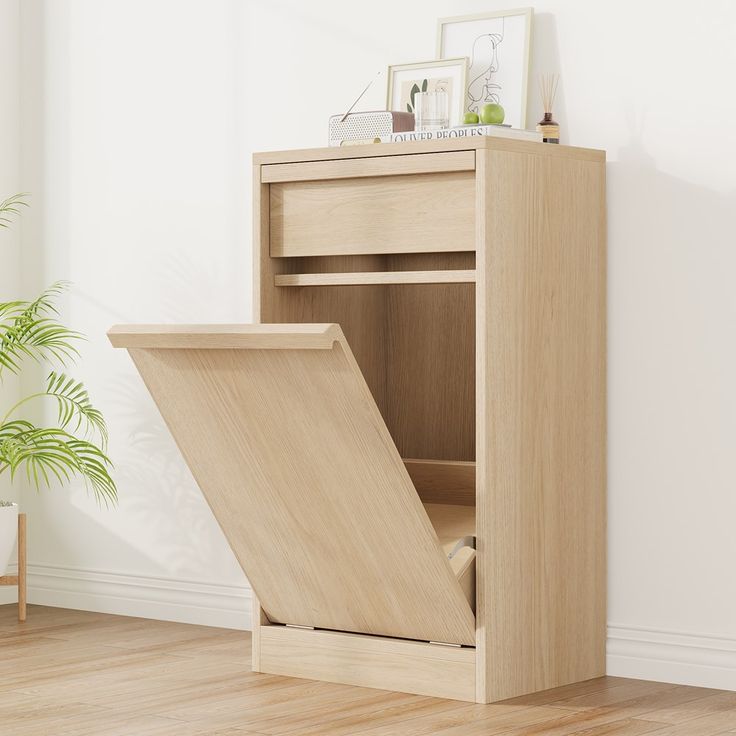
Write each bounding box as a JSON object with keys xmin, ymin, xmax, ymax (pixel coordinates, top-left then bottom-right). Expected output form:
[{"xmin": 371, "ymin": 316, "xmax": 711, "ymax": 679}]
[{"xmin": 269, "ymin": 153, "xmax": 476, "ymax": 257}]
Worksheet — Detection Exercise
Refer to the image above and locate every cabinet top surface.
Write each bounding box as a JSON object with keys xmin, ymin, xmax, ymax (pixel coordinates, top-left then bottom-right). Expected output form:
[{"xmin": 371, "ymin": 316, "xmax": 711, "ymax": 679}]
[{"xmin": 253, "ymin": 136, "xmax": 606, "ymax": 166}]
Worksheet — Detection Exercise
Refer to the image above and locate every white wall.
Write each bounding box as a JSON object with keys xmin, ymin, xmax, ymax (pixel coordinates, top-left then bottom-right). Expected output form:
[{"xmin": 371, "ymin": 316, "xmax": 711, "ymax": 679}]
[
  {"xmin": 11, "ymin": 0, "xmax": 736, "ymax": 688},
  {"xmin": 17, "ymin": 0, "xmax": 251, "ymax": 626},
  {"xmin": 0, "ymin": 0, "xmax": 22, "ymax": 602},
  {"xmin": 0, "ymin": 0, "xmax": 21, "ymax": 298}
]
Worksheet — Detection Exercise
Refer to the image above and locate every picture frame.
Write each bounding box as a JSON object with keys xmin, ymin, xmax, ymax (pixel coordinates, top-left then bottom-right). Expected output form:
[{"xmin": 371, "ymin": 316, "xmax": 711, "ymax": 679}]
[
  {"xmin": 436, "ymin": 7, "xmax": 533, "ymax": 129},
  {"xmin": 386, "ymin": 57, "xmax": 468, "ymax": 129}
]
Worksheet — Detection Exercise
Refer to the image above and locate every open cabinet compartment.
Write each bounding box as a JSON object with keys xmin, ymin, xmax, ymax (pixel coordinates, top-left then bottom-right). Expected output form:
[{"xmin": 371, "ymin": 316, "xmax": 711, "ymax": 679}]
[
  {"xmin": 262, "ymin": 266, "xmax": 480, "ymax": 618},
  {"xmin": 265, "ymin": 264, "xmax": 476, "ymax": 462}
]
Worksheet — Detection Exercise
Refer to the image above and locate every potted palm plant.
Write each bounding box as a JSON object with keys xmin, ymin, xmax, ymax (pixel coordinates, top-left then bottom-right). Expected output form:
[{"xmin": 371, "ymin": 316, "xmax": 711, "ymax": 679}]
[{"xmin": 0, "ymin": 194, "xmax": 116, "ymax": 575}]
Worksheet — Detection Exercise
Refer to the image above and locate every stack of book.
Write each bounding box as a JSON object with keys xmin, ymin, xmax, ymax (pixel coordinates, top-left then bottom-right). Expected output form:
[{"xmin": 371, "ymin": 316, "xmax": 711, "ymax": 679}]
[
  {"xmin": 333, "ymin": 124, "xmax": 543, "ymax": 146},
  {"xmin": 380, "ymin": 123, "xmax": 542, "ymax": 144}
]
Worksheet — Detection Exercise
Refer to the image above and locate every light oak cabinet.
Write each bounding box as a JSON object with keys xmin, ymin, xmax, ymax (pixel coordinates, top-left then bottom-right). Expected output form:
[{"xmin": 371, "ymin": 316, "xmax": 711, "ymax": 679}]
[{"xmin": 109, "ymin": 137, "xmax": 606, "ymax": 703}]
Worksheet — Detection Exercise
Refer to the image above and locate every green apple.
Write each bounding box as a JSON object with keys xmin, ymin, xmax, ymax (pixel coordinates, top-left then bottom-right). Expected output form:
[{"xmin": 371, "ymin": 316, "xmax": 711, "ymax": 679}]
[
  {"xmin": 463, "ymin": 111, "xmax": 479, "ymax": 125},
  {"xmin": 480, "ymin": 103, "xmax": 505, "ymax": 125}
]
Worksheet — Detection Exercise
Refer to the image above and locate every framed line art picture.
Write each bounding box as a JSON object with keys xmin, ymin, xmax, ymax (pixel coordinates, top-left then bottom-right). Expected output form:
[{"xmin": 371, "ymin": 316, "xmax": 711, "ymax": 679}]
[
  {"xmin": 436, "ymin": 8, "xmax": 533, "ymax": 129},
  {"xmin": 386, "ymin": 58, "xmax": 468, "ymax": 128}
]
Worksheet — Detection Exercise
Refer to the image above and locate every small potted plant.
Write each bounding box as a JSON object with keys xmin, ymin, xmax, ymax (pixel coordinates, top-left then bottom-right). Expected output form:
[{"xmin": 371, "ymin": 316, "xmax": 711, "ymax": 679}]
[{"xmin": 0, "ymin": 194, "xmax": 116, "ymax": 576}]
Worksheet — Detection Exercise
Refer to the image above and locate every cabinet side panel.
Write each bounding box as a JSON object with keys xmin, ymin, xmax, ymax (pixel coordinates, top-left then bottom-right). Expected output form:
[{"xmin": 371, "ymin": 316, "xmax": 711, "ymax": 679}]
[
  {"xmin": 477, "ymin": 148, "xmax": 606, "ymax": 701},
  {"xmin": 255, "ymin": 166, "xmax": 294, "ymax": 324},
  {"xmin": 252, "ymin": 165, "xmax": 268, "ymax": 654}
]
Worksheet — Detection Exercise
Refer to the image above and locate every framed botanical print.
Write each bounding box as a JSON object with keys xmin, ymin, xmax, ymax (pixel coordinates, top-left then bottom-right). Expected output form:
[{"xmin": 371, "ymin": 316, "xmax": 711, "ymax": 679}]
[
  {"xmin": 386, "ymin": 57, "xmax": 468, "ymax": 128},
  {"xmin": 437, "ymin": 8, "xmax": 533, "ymax": 129}
]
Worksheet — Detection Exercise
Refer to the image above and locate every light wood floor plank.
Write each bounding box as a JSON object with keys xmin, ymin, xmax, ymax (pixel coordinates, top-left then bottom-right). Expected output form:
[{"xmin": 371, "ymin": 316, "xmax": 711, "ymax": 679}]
[
  {"xmin": 642, "ymin": 691, "xmax": 736, "ymax": 725},
  {"xmin": 2, "ymin": 605, "xmax": 734, "ymax": 736},
  {"xmin": 565, "ymin": 719, "xmax": 671, "ymax": 735},
  {"xmin": 637, "ymin": 709, "xmax": 736, "ymax": 735}
]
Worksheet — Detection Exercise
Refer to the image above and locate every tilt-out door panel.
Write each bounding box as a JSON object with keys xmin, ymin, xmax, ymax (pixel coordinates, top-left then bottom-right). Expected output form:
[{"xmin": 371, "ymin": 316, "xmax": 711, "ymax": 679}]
[{"xmin": 111, "ymin": 325, "xmax": 476, "ymax": 646}]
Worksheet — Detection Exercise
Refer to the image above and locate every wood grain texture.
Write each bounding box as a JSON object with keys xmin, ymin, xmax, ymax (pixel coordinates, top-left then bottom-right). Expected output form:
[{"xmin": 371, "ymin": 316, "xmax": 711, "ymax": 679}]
[
  {"xmin": 252, "ymin": 161, "xmax": 269, "ymax": 323},
  {"xmin": 274, "ymin": 269, "xmax": 476, "ymax": 286},
  {"xmin": 258, "ymin": 625, "xmax": 477, "ymax": 702},
  {"xmin": 269, "ymin": 171, "xmax": 475, "ymax": 257},
  {"xmin": 108, "ymin": 323, "xmax": 342, "ymax": 349},
  {"xmin": 261, "ymin": 150, "xmax": 475, "ymax": 183},
  {"xmin": 250, "ymin": 593, "xmax": 267, "ymax": 672},
  {"xmin": 423, "ymin": 503, "xmax": 475, "ymax": 553},
  {"xmin": 2, "ymin": 606, "xmax": 734, "ymax": 736},
  {"xmin": 113, "ymin": 325, "xmax": 476, "ymax": 646},
  {"xmin": 385, "ymin": 275, "xmax": 475, "ymax": 462},
  {"xmin": 424, "ymin": 502, "xmax": 476, "ymax": 610},
  {"xmin": 263, "ymin": 260, "xmax": 474, "ymax": 464},
  {"xmin": 404, "ymin": 459, "xmax": 476, "ymax": 506},
  {"xmin": 449, "ymin": 547, "xmax": 476, "ymax": 613},
  {"xmin": 271, "ymin": 251, "xmax": 474, "ymax": 275},
  {"xmin": 250, "ymin": 164, "xmax": 272, "ymax": 649},
  {"xmin": 258, "ymin": 261, "xmax": 390, "ymax": 430},
  {"xmin": 109, "ymin": 141, "xmax": 607, "ymax": 703},
  {"xmin": 17, "ymin": 513, "xmax": 25, "ymax": 622},
  {"xmin": 253, "ymin": 135, "xmax": 606, "ymax": 166},
  {"xmin": 255, "ymin": 161, "xmax": 391, "ymax": 427},
  {"xmin": 475, "ymin": 146, "xmax": 607, "ymax": 701}
]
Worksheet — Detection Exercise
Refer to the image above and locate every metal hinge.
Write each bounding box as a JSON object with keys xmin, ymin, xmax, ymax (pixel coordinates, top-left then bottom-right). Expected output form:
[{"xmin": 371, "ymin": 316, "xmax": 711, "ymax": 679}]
[
  {"xmin": 447, "ymin": 535, "xmax": 476, "ymax": 560},
  {"xmin": 429, "ymin": 640, "xmax": 462, "ymax": 648}
]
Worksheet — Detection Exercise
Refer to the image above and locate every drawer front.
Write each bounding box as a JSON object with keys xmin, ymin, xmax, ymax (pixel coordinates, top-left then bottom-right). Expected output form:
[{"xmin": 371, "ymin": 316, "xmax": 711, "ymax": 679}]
[
  {"xmin": 262, "ymin": 150, "xmax": 475, "ymax": 182},
  {"xmin": 269, "ymin": 155, "xmax": 476, "ymax": 257}
]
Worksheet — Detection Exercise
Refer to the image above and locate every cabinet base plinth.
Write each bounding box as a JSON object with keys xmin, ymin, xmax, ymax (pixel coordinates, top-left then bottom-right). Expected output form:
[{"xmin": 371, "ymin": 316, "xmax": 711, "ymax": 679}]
[{"xmin": 254, "ymin": 624, "xmax": 477, "ymax": 702}]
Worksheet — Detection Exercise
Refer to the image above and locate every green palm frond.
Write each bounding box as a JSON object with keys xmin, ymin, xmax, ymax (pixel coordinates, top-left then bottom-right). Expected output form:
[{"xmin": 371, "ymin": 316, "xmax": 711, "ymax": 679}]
[
  {"xmin": 0, "ymin": 424, "xmax": 116, "ymax": 506},
  {"xmin": 0, "ymin": 419, "xmax": 36, "ymax": 439},
  {"xmin": 1, "ymin": 197, "xmax": 117, "ymax": 507},
  {"xmin": 45, "ymin": 371, "xmax": 109, "ymax": 446},
  {"xmin": 17, "ymin": 280, "xmax": 69, "ymax": 319},
  {"xmin": 0, "ymin": 193, "xmax": 28, "ymax": 229},
  {"xmin": 0, "ymin": 281, "xmax": 81, "ymax": 375}
]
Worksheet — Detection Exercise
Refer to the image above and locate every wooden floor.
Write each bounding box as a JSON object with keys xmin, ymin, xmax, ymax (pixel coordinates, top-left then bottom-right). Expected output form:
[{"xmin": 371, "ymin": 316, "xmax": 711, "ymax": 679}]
[{"xmin": 2, "ymin": 606, "xmax": 736, "ymax": 735}]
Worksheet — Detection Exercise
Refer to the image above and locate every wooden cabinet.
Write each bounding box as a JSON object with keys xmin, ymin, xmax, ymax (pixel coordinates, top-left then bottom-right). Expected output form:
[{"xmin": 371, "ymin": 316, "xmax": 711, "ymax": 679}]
[{"xmin": 109, "ymin": 136, "xmax": 606, "ymax": 703}]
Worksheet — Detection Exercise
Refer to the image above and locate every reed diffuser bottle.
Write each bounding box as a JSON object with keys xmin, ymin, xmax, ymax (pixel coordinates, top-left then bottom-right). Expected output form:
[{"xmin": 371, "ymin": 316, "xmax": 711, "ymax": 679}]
[{"xmin": 537, "ymin": 74, "xmax": 560, "ymax": 144}]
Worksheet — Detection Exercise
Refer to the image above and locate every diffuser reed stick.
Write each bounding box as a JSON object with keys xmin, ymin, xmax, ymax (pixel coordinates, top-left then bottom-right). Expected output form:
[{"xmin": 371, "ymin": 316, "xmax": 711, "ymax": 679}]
[{"xmin": 537, "ymin": 73, "xmax": 560, "ymax": 143}]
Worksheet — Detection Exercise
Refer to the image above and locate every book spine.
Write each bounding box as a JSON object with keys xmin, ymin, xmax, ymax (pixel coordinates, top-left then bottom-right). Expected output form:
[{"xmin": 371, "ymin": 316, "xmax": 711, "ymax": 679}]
[{"xmin": 381, "ymin": 125, "xmax": 542, "ymax": 144}]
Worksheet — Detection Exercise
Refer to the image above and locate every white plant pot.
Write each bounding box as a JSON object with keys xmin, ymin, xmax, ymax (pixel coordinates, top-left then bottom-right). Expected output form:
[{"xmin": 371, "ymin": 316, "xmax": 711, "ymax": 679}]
[{"xmin": 0, "ymin": 503, "xmax": 19, "ymax": 575}]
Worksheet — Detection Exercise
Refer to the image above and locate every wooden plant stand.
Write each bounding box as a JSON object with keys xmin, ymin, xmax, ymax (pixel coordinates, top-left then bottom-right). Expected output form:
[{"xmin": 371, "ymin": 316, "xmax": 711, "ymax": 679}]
[{"xmin": 0, "ymin": 513, "xmax": 26, "ymax": 621}]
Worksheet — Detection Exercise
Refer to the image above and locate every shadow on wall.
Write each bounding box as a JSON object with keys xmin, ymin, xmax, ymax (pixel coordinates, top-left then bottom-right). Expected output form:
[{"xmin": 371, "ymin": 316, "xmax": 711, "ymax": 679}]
[
  {"xmin": 105, "ymin": 373, "xmax": 238, "ymax": 578},
  {"xmin": 607, "ymin": 132, "xmax": 736, "ymax": 626},
  {"xmin": 100, "ymin": 248, "xmax": 249, "ymax": 582},
  {"xmin": 25, "ymin": 491, "xmax": 160, "ymax": 573},
  {"xmin": 527, "ymin": 12, "xmax": 567, "ymax": 141}
]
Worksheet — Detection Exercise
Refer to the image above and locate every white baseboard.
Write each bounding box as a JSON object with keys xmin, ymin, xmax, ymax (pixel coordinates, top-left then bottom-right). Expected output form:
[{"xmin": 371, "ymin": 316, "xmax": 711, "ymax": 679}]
[
  {"xmin": 5, "ymin": 566, "xmax": 736, "ymax": 693},
  {"xmin": 607, "ymin": 624, "xmax": 736, "ymax": 691},
  {"xmin": 17, "ymin": 563, "xmax": 252, "ymax": 630}
]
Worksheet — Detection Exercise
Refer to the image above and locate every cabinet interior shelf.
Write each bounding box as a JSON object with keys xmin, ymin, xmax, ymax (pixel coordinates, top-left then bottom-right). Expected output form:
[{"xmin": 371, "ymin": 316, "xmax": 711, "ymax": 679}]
[{"xmin": 274, "ymin": 270, "xmax": 476, "ymax": 287}]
